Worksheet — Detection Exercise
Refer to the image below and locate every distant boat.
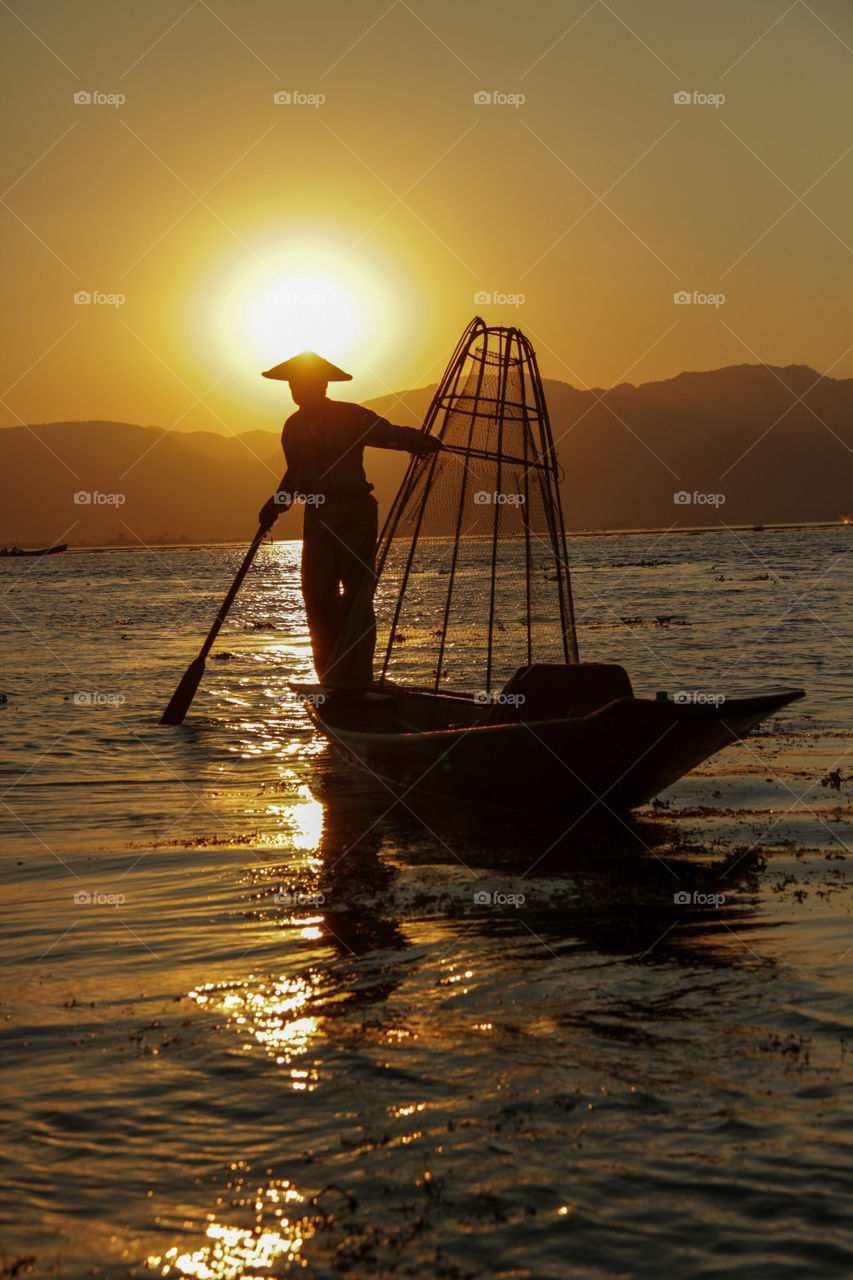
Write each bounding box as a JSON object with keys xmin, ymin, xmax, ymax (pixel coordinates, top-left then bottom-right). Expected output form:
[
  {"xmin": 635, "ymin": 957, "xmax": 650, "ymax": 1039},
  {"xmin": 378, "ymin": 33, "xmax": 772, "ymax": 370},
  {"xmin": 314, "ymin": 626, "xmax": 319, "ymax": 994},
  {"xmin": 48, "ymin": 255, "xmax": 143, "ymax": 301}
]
[{"xmin": 0, "ymin": 543, "xmax": 68, "ymax": 558}]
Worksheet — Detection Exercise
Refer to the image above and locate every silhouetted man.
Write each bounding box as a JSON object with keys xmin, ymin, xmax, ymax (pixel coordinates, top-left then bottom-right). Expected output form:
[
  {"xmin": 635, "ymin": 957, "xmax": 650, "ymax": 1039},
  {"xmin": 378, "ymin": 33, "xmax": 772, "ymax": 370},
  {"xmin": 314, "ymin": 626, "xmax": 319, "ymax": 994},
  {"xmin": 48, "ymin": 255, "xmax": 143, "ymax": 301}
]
[{"xmin": 259, "ymin": 351, "xmax": 441, "ymax": 688}]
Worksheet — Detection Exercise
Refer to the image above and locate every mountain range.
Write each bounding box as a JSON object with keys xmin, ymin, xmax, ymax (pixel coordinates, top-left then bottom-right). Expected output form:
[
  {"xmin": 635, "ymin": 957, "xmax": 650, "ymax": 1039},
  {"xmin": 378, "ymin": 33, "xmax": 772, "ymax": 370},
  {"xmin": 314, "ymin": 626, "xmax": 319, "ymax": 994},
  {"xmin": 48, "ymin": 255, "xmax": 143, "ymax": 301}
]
[{"xmin": 2, "ymin": 363, "xmax": 851, "ymax": 546}]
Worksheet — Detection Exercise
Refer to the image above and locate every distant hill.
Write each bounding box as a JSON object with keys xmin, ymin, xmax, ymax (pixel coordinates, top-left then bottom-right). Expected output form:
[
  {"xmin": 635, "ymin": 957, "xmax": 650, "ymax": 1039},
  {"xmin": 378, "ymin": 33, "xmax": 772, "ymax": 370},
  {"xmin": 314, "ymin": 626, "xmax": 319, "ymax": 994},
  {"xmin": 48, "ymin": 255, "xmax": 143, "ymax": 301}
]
[
  {"xmin": 1, "ymin": 363, "xmax": 851, "ymax": 545},
  {"xmin": 0, "ymin": 421, "xmax": 287, "ymax": 547},
  {"xmin": 369, "ymin": 364, "xmax": 853, "ymax": 530}
]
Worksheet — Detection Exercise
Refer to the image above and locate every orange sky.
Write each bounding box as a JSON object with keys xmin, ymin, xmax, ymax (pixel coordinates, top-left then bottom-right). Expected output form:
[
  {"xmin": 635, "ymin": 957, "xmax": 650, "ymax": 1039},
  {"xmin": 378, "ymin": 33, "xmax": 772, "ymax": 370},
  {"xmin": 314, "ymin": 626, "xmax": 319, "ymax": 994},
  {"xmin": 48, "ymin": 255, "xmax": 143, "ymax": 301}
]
[{"xmin": 2, "ymin": 0, "xmax": 852, "ymax": 435}]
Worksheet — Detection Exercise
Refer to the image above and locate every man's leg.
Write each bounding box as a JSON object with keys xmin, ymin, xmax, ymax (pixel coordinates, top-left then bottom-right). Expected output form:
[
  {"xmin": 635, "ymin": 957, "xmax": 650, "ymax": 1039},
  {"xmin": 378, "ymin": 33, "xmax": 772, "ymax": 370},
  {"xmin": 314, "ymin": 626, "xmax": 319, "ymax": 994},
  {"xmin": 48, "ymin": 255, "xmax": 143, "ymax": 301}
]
[
  {"xmin": 326, "ymin": 497, "xmax": 378, "ymax": 688},
  {"xmin": 301, "ymin": 517, "xmax": 344, "ymax": 683}
]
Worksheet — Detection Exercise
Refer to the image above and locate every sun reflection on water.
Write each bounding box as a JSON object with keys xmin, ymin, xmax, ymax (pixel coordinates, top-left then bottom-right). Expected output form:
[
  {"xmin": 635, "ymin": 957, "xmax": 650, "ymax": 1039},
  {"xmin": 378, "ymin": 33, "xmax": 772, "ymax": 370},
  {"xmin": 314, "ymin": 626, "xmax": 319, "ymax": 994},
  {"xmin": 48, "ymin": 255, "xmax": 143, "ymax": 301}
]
[
  {"xmin": 248, "ymin": 763, "xmax": 324, "ymax": 853},
  {"xmin": 190, "ymin": 972, "xmax": 322, "ymax": 1090},
  {"xmin": 287, "ymin": 789, "xmax": 324, "ymax": 851},
  {"xmin": 146, "ymin": 1178, "xmax": 315, "ymax": 1278},
  {"xmin": 387, "ymin": 1102, "xmax": 426, "ymax": 1120}
]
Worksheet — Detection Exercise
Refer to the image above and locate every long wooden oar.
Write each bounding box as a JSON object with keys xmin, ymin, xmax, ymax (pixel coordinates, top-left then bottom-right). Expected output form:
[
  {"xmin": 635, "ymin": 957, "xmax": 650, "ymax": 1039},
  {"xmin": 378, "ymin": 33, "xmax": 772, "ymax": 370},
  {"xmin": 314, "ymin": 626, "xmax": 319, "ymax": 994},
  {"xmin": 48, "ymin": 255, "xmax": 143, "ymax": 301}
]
[{"xmin": 160, "ymin": 523, "xmax": 268, "ymax": 725}]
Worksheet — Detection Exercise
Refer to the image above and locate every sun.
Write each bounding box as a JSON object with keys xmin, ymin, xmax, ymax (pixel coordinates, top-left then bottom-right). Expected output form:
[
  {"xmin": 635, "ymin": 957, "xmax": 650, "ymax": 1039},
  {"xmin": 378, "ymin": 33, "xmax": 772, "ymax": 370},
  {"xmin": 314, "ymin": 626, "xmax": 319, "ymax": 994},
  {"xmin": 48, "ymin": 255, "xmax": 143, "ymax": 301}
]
[
  {"xmin": 201, "ymin": 240, "xmax": 403, "ymax": 387},
  {"xmin": 249, "ymin": 271, "xmax": 357, "ymax": 360}
]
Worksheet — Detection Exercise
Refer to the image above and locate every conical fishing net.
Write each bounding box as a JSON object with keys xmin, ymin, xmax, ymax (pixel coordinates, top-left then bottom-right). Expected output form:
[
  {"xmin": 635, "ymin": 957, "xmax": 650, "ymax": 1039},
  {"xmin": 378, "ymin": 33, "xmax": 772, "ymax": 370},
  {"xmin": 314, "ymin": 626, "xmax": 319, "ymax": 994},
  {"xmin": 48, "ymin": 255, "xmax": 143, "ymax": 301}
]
[{"xmin": 373, "ymin": 318, "xmax": 578, "ymax": 695}]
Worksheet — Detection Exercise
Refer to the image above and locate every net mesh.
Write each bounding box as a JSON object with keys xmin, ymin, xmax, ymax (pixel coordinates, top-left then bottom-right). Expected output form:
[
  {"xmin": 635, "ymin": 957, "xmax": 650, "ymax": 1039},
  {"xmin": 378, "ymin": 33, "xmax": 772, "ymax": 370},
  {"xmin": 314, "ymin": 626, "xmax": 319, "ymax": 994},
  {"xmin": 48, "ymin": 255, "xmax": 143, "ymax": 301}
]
[{"xmin": 374, "ymin": 318, "xmax": 577, "ymax": 695}]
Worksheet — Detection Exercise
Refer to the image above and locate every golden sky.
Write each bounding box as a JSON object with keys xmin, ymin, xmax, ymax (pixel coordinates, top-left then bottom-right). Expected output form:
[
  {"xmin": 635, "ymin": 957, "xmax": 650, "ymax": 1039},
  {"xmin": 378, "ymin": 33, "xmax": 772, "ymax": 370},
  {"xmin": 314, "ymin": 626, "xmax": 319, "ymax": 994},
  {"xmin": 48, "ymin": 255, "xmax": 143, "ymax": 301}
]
[{"xmin": 2, "ymin": 0, "xmax": 852, "ymax": 434}]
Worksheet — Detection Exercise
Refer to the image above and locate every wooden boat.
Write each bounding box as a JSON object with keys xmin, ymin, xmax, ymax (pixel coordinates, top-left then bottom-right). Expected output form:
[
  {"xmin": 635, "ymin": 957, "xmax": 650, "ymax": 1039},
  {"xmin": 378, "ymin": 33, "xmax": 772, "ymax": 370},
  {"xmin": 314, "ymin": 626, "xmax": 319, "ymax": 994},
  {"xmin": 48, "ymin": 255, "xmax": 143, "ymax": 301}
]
[
  {"xmin": 293, "ymin": 671, "xmax": 803, "ymax": 813},
  {"xmin": 293, "ymin": 319, "xmax": 804, "ymax": 816},
  {"xmin": 0, "ymin": 543, "xmax": 67, "ymax": 557}
]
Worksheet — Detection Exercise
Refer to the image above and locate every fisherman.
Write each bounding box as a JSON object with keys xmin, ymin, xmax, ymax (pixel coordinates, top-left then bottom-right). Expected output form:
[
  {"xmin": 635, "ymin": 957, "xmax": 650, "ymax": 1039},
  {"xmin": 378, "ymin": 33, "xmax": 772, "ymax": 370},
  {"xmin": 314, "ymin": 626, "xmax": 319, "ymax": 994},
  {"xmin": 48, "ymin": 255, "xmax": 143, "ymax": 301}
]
[{"xmin": 258, "ymin": 351, "xmax": 441, "ymax": 689}]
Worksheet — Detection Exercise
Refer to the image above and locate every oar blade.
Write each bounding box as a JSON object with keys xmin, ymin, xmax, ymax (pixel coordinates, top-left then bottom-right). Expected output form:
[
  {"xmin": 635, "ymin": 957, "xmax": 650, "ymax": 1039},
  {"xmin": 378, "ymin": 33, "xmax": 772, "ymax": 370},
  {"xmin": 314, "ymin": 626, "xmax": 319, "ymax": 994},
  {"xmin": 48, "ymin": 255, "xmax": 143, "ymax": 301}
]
[{"xmin": 159, "ymin": 655, "xmax": 206, "ymax": 726}]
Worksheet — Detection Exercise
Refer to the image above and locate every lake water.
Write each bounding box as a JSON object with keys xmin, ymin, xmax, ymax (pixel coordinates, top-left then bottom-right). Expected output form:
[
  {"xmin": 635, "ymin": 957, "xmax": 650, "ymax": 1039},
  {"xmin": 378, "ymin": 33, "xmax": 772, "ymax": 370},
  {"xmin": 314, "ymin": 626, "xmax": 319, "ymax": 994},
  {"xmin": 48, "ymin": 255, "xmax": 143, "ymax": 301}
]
[{"xmin": 1, "ymin": 528, "xmax": 852, "ymax": 1278}]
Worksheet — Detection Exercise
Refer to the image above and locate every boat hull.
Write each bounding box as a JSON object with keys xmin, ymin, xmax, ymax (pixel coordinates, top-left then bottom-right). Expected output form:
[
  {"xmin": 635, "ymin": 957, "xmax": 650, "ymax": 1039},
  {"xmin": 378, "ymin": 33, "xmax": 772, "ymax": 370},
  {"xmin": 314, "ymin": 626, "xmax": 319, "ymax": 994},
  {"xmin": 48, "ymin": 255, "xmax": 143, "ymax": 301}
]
[
  {"xmin": 292, "ymin": 684, "xmax": 804, "ymax": 815},
  {"xmin": 1, "ymin": 544, "xmax": 67, "ymax": 557}
]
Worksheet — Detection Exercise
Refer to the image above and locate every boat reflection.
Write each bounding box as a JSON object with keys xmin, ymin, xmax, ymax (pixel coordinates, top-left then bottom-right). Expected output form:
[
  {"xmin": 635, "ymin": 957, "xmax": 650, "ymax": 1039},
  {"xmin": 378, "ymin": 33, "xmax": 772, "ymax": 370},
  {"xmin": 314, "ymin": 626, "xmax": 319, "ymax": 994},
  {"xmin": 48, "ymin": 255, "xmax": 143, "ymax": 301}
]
[
  {"xmin": 286, "ymin": 761, "xmax": 775, "ymax": 970},
  {"xmin": 145, "ymin": 770, "xmax": 773, "ymax": 1277}
]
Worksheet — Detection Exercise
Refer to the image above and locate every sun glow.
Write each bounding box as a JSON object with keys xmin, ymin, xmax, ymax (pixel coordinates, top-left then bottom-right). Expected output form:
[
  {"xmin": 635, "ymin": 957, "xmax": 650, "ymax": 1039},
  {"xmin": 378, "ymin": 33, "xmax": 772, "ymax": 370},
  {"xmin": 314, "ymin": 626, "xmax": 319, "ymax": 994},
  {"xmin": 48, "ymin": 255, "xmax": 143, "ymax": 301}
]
[
  {"xmin": 203, "ymin": 240, "xmax": 403, "ymax": 387},
  {"xmin": 251, "ymin": 271, "xmax": 357, "ymax": 359}
]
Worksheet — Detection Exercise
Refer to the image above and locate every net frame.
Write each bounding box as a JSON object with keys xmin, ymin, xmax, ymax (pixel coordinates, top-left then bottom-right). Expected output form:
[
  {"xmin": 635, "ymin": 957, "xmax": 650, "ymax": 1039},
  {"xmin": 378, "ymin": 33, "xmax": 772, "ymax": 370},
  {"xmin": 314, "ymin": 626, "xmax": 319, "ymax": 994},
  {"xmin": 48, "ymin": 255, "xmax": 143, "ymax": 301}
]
[{"xmin": 375, "ymin": 317, "xmax": 579, "ymax": 693}]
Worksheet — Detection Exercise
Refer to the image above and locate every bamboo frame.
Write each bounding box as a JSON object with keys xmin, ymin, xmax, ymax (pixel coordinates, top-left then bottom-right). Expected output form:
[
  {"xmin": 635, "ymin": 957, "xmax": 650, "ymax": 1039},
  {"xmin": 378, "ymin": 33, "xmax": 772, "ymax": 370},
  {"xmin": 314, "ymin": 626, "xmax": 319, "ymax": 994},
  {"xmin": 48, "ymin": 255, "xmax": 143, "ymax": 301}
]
[{"xmin": 376, "ymin": 317, "xmax": 579, "ymax": 690}]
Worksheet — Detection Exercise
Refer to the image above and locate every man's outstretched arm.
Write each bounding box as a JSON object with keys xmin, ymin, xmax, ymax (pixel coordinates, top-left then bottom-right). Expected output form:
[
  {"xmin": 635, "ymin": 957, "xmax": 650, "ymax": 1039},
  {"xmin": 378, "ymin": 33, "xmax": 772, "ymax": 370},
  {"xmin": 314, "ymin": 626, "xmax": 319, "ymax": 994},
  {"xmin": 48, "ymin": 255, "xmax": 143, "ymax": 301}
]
[{"xmin": 363, "ymin": 415, "xmax": 443, "ymax": 456}]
